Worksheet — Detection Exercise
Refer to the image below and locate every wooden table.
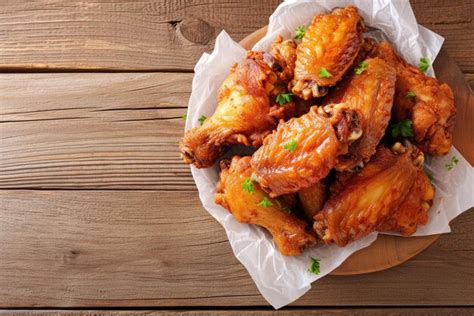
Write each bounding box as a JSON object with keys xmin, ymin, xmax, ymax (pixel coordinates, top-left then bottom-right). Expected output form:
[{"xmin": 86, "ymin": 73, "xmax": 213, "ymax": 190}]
[{"xmin": 0, "ymin": 1, "xmax": 473, "ymax": 315}]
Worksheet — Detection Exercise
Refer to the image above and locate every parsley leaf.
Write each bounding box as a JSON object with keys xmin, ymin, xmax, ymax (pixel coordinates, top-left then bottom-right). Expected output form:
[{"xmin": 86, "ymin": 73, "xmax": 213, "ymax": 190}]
[
  {"xmin": 198, "ymin": 115, "xmax": 207, "ymax": 126},
  {"xmin": 275, "ymin": 93, "xmax": 294, "ymax": 106},
  {"xmin": 181, "ymin": 114, "xmax": 187, "ymax": 121},
  {"xmin": 257, "ymin": 197, "xmax": 273, "ymax": 208},
  {"xmin": 242, "ymin": 177, "xmax": 255, "ymax": 193},
  {"xmin": 445, "ymin": 156, "xmax": 459, "ymax": 171},
  {"xmin": 425, "ymin": 170, "xmax": 434, "ymax": 181},
  {"xmin": 390, "ymin": 119, "xmax": 413, "ymax": 138},
  {"xmin": 308, "ymin": 258, "xmax": 320, "ymax": 275},
  {"xmin": 283, "ymin": 139, "xmax": 298, "ymax": 152},
  {"xmin": 319, "ymin": 67, "xmax": 332, "ymax": 78},
  {"xmin": 294, "ymin": 26, "xmax": 305, "ymax": 40},
  {"xmin": 418, "ymin": 57, "xmax": 430, "ymax": 73},
  {"xmin": 354, "ymin": 61, "xmax": 368, "ymax": 75},
  {"xmin": 406, "ymin": 91, "xmax": 416, "ymax": 98}
]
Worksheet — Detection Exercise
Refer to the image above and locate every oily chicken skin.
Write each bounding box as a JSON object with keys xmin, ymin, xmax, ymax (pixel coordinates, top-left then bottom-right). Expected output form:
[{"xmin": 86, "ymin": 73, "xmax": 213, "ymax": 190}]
[
  {"xmin": 215, "ymin": 156, "xmax": 317, "ymax": 256},
  {"xmin": 291, "ymin": 6, "xmax": 365, "ymax": 99},
  {"xmin": 298, "ymin": 180, "xmax": 329, "ymax": 220},
  {"xmin": 180, "ymin": 51, "xmax": 294, "ymax": 168},
  {"xmin": 314, "ymin": 143, "xmax": 425, "ymax": 246},
  {"xmin": 251, "ymin": 105, "xmax": 362, "ymax": 198},
  {"xmin": 321, "ymin": 58, "xmax": 396, "ymax": 171},
  {"xmin": 378, "ymin": 169, "xmax": 435, "ymax": 236},
  {"xmin": 371, "ymin": 42, "xmax": 456, "ymax": 155}
]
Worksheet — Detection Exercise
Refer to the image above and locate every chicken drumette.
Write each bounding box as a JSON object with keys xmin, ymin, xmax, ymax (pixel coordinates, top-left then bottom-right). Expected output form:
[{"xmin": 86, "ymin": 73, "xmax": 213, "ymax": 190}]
[
  {"xmin": 215, "ymin": 156, "xmax": 317, "ymax": 256},
  {"xmin": 370, "ymin": 42, "xmax": 456, "ymax": 156},
  {"xmin": 321, "ymin": 58, "xmax": 396, "ymax": 171},
  {"xmin": 290, "ymin": 6, "xmax": 366, "ymax": 99}
]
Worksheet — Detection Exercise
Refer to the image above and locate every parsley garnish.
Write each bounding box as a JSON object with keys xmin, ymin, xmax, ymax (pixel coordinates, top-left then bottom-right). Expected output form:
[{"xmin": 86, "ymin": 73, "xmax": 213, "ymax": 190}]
[
  {"xmin": 181, "ymin": 114, "xmax": 187, "ymax": 121},
  {"xmin": 198, "ymin": 115, "xmax": 207, "ymax": 125},
  {"xmin": 258, "ymin": 197, "xmax": 273, "ymax": 208},
  {"xmin": 308, "ymin": 257, "xmax": 320, "ymax": 275},
  {"xmin": 354, "ymin": 61, "xmax": 367, "ymax": 75},
  {"xmin": 445, "ymin": 156, "xmax": 459, "ymax": 171},
  {"xmin": 390, "ymin": 119, "xmax": 413, "ymax": 138},
  {"xmin": 406, "ymin": 91, "xmax": 416, "ymax": 98},
  {"xmin": 275, "ymin": 93, "xmax": 294, "ymax": 106},
  {"xmin": 418, "ymin": 57, "xmax": 430, "ymax": 73},
  {"xmin": 319, "ymin": 67, "xmax": 332, "ymax": 78},
  {"xmin": 294, "ymin": 26, "xmax": 305, "ymax": 40},
  {"xmin": 242, "ymin": 178, "xmax": 255, "ymax": 193},
  {"xmin": 425, "ymin": 170, "xmax": 434, "ymax": 181},
  {"xmin": 283, "ymin": 139, "xmax": 298, "ymax": 152}
]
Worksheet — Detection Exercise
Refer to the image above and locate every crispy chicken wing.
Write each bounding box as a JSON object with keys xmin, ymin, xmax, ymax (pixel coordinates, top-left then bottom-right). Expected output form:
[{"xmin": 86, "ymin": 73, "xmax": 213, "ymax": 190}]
[
  {"xmin": 180, "ymin": 51, "xmax": 294, "ymax": 168},
  {"xmin": 371, "ymin": 42, "xmax": 456, "ymax": 155},
  {"xmin": 215, "ymin": 156, "xmax": 317, "ymax": 256},
  {"xmin": 321, "ymin": 58, "xmax": 396, "ymax": 171},
  {"xmin": 290, "ymin": 6, "xmax": 365, "ymax": 99},
  {"xmin": 314, "ymin": 143, "xmax": 425, "ymax": 246},
  {"xmin": 298, "ymin": 180, "xmax": 329, "ymax": 219},
  {"xmin": 251, "ymin": 105, "xmax": 362, "ymax": 197},
  {"xmin": 269, "ymin": 35, "xmax": 297, "ymax": 83},
  {"xmin": 378, "ymin": 169, "xmax": 435, "ymax": 235}
]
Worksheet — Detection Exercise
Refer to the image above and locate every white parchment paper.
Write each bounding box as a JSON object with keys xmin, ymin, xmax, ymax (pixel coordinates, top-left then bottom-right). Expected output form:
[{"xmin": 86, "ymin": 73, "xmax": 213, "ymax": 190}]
[{"xmin": 184, "ymin": 0, "xmax": 474, "ymax": 309}]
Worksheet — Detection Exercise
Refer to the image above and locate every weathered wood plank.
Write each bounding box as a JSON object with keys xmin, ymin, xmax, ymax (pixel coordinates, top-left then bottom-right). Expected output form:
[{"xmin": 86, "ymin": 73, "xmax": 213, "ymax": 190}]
[
  {"xmin": 0, "ymin": 0, "xmax": 472, "ymax": 73},
  {"xmin": 0, "ymin": 190, "xmax": 473, "ymax": 307},
  {"xmin": 2, "ymin": 308, "xmax": 474, "ymax": 316},
  {"xmin": 0, "ymin": 73, "xmax": 194, "ymax": 190}
]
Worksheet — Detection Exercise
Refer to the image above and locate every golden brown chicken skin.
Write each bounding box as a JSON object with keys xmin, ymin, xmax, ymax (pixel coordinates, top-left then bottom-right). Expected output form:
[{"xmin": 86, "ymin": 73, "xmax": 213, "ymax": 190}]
[
  {"xmin": 251, "ymin": 105, "xmax": 362, "ymax": 198},
  {"xmin": 269, "ymin": 35, "xmax": 297, "ymax": 83},
  {"xmin": 215, "ymin": 156, "xmax": 317, "ymax": 256},
  {"xmin": 314, "ymin": 143, "xmax": 425, "ymax": 246},
  {"xmin": 180, "ymin": 51, "xmax": 294, "ymax": 168},
  {"xmin": 298, "ymin": 180, "xmax": 329, "ymax": 220},
  {"xmin": 290, "ymin": 6, "xmax": 366, "ymax": 99},
  {"xmin": 371, "ymin": 42, "xmax": 456, "ymax": 156},
  {"xmin": 378, "ymin": 169, "xmax": 435, "ymax": 236},
  {"xmin": 321, "ymin": 58, "xmax": 396, "ymax": 171}
]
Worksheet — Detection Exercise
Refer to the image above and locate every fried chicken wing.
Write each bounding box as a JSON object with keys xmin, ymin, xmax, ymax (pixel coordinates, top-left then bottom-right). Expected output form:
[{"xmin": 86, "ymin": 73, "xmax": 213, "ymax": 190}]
[
  {"xmin": 321, "ymin": 58, "xmax": 396, "ymax": 171},
  {"xmin": 269, "ymin": 35, "xmax": 297, "ymax": 83},
  {"xmin": 251, "ymin": 105, "xmax": 362, "ymax": 197},
  {"xmin": 371, "ymin": 42, "xmax": 456, "ymax": 155},
  {"xmin": 298, "ymin": 180, "xmax": 329, "ymax": 219},
  {"xmin": 290, "ymin": 6, "xmax": 365, "ymax": 99},
  {"xmin": 314, "ymin": 143, "xmax": 425, "ymax": 246},
  {"xmin": 378, "ymin": 169, "xmax": 435, "ymax": 235},
  {"xmin": 215, "ymin": 156, "xmax": 317, "ymax": 256},
  {"xmin": 180, "ymin": 51, "xmax": 294, "ymax": 168}
]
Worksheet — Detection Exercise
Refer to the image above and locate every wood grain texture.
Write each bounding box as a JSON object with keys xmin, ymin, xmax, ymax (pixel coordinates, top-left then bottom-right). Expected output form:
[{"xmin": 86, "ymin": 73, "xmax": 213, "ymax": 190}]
[
  {"xmin": 0, "ymin": 73, "xmax": 193, "ymax": 190},
  {"xmin": 0, "ymin": 0, "xmax": 472, "ymax": 76},
  {"xmin": 0, "ymin": 190, "xmax": 473, "ymax": 307},
  {"xmin": 2, "ymin": 308, "xmax": 474, "ymax": 316}
]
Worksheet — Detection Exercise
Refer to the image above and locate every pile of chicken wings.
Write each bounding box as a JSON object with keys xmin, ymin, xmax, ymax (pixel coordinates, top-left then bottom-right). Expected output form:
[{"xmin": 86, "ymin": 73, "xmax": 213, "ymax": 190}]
[{"xmin": 179, "ymin": 6, "xmax": 456, "ymax": 256}]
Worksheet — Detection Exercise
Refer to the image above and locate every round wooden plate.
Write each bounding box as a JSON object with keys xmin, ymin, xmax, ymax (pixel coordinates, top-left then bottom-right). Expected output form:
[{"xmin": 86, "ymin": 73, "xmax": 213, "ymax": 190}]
[{"xmin": 239, "ymin": 26, "xmax": 474, "ymax": 275}]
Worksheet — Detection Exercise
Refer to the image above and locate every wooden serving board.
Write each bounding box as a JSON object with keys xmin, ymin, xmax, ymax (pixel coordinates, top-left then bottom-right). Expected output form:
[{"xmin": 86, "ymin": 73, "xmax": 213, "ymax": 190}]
[{"xmin": 239, "ymin": 26, "xmax": 474, "ymax": 275}]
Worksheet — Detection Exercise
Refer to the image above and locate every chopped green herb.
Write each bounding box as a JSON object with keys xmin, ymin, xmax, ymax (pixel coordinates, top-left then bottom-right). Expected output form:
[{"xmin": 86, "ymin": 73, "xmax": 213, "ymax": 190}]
[
  {"xmin": 425, "ymin": 170, "xmax": 434, "ymax": 181},
  {"xmin": 390, "ymin": 119, "xmax": 413, "ymax": 138},
  {"xmin": 319, "ymin": 67, "xmax": 332, "ymax": 78},
  {"xmin": 418, "ymin": 57, "xmax": 430, "ymax": 73},
  {"xmin": 308, "ymin": 257, "xmax": 320, "ymax": 275},
  {"xmin": 198, "ymin": 115, "xmax": 207, "ymax": 126},
  {"xmin": 275, "ymin": 93, "xmax": 294, "ymax": 106},
  {"xmin": 283, "ymin": 139, "xmax": 298, "ymax": 152},
  {"xmin": 354, "ymin": 61, "xmax": 368, "ymax": 75},
  {"xmin": 257, "ymin": 197, "xmax": 273, "ymax": 208},
  {"xmin": 406, "ymin": 91, "xmax": 416, "ymax": 98},
  {"xmin": 181, "ymin": 114, "xmax": 187, "ymax": 121},
  {"xmin": 242, "ymin": 177, "xmax": 255, "ymax": 193},
  {"xmin": 294, "ymin": 26, "xmax": 306, "ymax": 40},
  {"xmin": 445, "ymin": 156, "xmax": 459, "ymax": 171}
]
